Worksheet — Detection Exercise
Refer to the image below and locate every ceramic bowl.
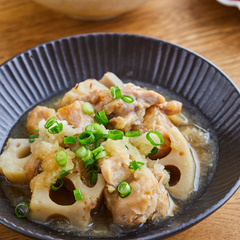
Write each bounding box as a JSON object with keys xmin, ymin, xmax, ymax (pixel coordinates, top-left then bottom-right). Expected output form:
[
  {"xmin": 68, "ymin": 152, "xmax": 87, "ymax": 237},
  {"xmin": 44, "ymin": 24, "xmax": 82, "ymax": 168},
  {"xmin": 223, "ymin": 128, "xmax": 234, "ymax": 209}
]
[
  {"xmin": 32, "ymin": 0, "xmax": 149, "ymax": 20},
  {"xmin": 0, "ymin": 33, "xmax": 239, "ymax": 239}
]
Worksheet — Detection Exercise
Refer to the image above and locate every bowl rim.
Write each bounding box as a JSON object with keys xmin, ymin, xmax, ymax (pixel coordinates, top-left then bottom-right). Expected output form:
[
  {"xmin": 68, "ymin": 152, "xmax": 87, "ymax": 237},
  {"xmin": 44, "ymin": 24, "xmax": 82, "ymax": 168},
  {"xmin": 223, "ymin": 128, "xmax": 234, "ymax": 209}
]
[{"xmin": 0, "ymin": 32, "xmax": 240, "ymax": 240}]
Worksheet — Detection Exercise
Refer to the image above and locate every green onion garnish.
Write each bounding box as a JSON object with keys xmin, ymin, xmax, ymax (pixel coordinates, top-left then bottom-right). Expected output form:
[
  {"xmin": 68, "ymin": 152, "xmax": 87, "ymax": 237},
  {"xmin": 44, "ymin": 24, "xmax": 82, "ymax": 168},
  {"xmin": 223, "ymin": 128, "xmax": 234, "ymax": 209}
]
[
  {"xmin": 59, "ymin": 169, "xmax": 70, "ymax": 178},
  {"xmin": 125, "ymin": 130, "xmax": 140, "ymax": 137},
  {"xmin": 90, "ymin": 170, "xmax": 98, "ymax": 185},
  {"xmin": 94, "ymin": 110, "xmax": 109, "ymax": 126},
  {"xmin": 83, "ymin": 157, "xmax": 96, "ymax": 168},
  {"xmin": 110, "ymin": 86, "xmax": 122, "ymax": 99},
  {"xmin": 95, "ymin": 150, "xmax": 107, "ymax": 160},
  {"xmin": 82, "ymin": 149, "xmax": 93, "ymax": 162},
  {"xmin": 166, "ymin": 169, "xmax": 171, "ymax": 175},
  {"xmin": 44, "ymin": 116, "xmax": 56, "ymax": 129},
  {"xmin": 146, "ymin": 131, "xmax": 164, "ymax": 146},
  {"xmin": 129, "ymin": 160, "xmax": 144, "ymax": 170},
  {"xmin": 108, "ymin": 130, "xmax": 124, "ymax": 140},
  {"xmin": 74, "ymin": 188, "xmax": 83, "ymax": 201},
  {"xmin": 82, "ymin": 102, "xmax": 94, "ymax": 115},
  {"xmin": 147, "ymin": 146, "xmax": 159, "ymax": 157},
  {"xmin": 92, "ymin": 146, "xmax": 105, "ymax": 156},
  {"xmin": 15, "ymin": 202, "xmax": 30, "ymax": 218},
  {"xmin": 85, "ymin": 123, "xmax": 103, "ymax": 135},
  {"xmin": 28, "ymin": 129, "xmax": 39, "ymax": 143},
  {"xmin": 64, "ymin": 135, "xmax": 76, "ymax": 144},
  {"xmin": 117, "ymin": 181, "xmax": 132, "ymax": 198},
  {"xmin": 55, "ymin": 150, "xmax": 67, "ymax": 167},
  {"xmin": 51, "ymin": 178, "xmax": 63, "ymax": 191},
  {"xmin": 75, "ymin": 146, "xmax": 88, "ymax": 158},
  {"xmin": 44, "ymin": 117, "xmax": 63, "ymax": 134},
  {"xmin": 78, "ymin": 131, "xmax": 95, "ymax": 145},
  {"xmin": 121, "ymin": 95, "xmax": 134, "ymax": 103}
]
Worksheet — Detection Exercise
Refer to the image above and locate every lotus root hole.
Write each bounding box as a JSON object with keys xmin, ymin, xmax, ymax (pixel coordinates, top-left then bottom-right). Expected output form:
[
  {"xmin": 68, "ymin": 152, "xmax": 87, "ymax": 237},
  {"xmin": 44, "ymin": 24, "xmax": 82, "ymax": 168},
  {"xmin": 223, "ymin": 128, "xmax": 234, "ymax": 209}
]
[
  {"xmin": 165, "ymin": 165, "xmax": 181, "ymax": 186},
  {"xmin": 49, "ymin": 178, "xmax": 76, "ymax": 206},
  {"xmin": 17, "ymin": 146, "xmax": 31, "ymax": 159}
]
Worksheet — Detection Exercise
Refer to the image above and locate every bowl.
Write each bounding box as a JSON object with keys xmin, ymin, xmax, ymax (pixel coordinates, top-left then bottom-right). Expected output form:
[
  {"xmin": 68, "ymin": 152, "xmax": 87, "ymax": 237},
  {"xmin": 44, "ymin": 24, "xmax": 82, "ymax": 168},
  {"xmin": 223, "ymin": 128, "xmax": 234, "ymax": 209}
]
[
  {"xmin": 0, "ymin": 33, "xmax": 239, "ymax": 239},
  {"xmin": 32, "ymin": 0, "xmax": 149, "ymax": 20},
  {"xmin": 217, "ymin": 0, "xmax": 240, "ymax": 10}
]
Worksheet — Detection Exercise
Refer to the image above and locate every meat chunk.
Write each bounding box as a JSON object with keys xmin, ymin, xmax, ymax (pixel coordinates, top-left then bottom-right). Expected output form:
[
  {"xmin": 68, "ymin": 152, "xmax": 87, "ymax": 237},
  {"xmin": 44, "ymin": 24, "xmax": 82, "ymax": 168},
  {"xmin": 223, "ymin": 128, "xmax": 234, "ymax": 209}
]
[
  {"xmin": 56, "ymin": 101, "xmax": 94, "ymax": 130},
  {"xmin": 101, "ymin": 156, "xmax": 132, "ymax": 189},
  {"xmin": 59, "ymin": 79, "xmax": 108, "ymax": 107},
  {"xmin": 26, "ymin": 106, "xmax": 56, "ymax": 133},
  {"xmin": 25, "ymin": 157, "xmax": 42, "ymax": 181},
  {"xmin": 160, "ymin": 100, "xmax": 182, "ymax": 116},
  {"xmin": 104, "ymin": 167, "xmax": 158, "ymax": 227}
]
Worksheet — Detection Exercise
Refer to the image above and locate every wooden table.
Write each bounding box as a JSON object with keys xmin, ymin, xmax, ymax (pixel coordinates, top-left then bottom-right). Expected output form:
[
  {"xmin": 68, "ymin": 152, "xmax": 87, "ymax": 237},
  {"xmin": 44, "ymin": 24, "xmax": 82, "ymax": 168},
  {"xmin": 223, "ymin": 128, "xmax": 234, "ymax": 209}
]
[{"xmin": 0, "ymin": 0, "xmax": 239, "ymax": 239}]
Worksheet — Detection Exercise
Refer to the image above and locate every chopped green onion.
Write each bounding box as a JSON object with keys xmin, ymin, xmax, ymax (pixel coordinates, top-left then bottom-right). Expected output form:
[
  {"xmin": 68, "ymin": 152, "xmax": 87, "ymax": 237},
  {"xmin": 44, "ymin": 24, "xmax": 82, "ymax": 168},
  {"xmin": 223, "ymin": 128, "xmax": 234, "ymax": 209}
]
[
  {"xmin": 146, "ymin": 131, "xmax": 164, "ymax": 146},
  {"xmin": 55, "ymin": 150, "xmax": 67, "ymax": 167},
  {"xmin": 83, "ymin": 157, "xmax": 96, "ymax": 168},
  {"xmin": 28, "ymin": 129, "xmax": 39, "ymax": 143},
  {"xmin": 147, "ymin": 146, "xmax": 159, "ymax": 157},
  {"xmin": 15, "ymin": 202, "xmax": 30, "ymax": 218},
  {"xmin": 121, "ymin": 95, "xmax": 134, "ymax": 103},
  {"xmin": 94, "ymin": 133, "xmax": 108, "ymax": 139},
  {"xmin": 90, "ymin": 170, "xmax": 98, "ymax": 185},
  {"xmin": 64, "ymin": 135, "xmax": 76, "ymax": 144},
  {"xmin": 92, "ymin": 146, "xmax": 105, "ymax": 156},
  {"xmin": 82, "ymin": 102, "xmax": 94, "ymax": 115},
  {"xmin": 94, "ymin": 110, "xmax": 109, "ymax": 126},
  {"xmin": 95, "ymin": 150, "xmax": 107, "ymax": 160},
  {"xmin": 75, "ymin": 146, "xmax": 88, "ymax": 158},
  {"xmin": 82, "ymin": 149, "xmax": 93, "ymax": 162},
  {"xmin": 110, "ymin": 86, "xmax": 122, "ymax": 99},
  {"xmin": 59, "ymin": 169, "xmax": 70, "ymax": 178},
  {"xmin": 85, "ymin": 123, "xmax": 103, "ymax": 135},
  {"xmin": 51, "ymin": 178, "xmax": 63, "ymax": 191},
  {"xmin": 125, "ymin": 130, "xmax": 140, "ymax": 137},
  {"xmin": 78, "ymin": 131, "xmax": 95, "ymax": 145},
  {"xmin": 129, "ymin": 160, "xmax": 144, "ymax": 170},
  {"xmin": 74, "ymin": 188, "xmax": 83, "ymax": 201},
  {"xmin": 48, "ymin": 122, "xmax": 63, "ymax": 134},
  {"xmin": 44, "ymin": 116, "xmax": 56, "ymax": 129},
  {"xmin": 117, "ymin": 181, "xmax": 132, "ymax": 198},
  {"xmin": 125, "ymin": 145, "xmax": 129, "ymax": 150},
  {"xmin": 166, "ymin": 169, "xmax": 171, "ymax": 175},
  {"xmin": 108, "ymin": 130, "xmax": 124, "ymax": 140}
]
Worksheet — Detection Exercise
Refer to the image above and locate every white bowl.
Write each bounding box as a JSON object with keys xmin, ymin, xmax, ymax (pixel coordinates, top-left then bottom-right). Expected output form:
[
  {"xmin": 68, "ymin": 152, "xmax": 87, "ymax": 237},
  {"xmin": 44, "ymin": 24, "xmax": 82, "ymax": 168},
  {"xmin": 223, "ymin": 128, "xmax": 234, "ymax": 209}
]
[
  {"xmin": 217, "ymin": 0, "xmax": 240, "ymax": 10},
  {"xmin": 33, "ymin": 0, "xmax": 149, "ymax": 20}
]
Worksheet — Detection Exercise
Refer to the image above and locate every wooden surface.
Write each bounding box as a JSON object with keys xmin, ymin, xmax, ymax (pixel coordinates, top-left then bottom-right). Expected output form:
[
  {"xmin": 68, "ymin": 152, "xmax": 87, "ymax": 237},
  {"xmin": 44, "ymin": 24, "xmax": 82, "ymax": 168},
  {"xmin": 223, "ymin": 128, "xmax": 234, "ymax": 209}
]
[{"xmin": 0, "ymin": 0, "xmax": 239, "ymax": 239}]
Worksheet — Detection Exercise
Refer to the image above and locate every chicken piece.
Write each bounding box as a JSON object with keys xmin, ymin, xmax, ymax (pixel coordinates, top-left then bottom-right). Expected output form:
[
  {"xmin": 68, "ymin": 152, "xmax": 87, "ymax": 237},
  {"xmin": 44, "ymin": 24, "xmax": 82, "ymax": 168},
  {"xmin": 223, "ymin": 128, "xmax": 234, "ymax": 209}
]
[
  {"xmin": 26, "ymin": 106, "xmax": 56, "ymax": 133},
  {"xmin": 30, "ymin": 172, "xmax": 105, "ymax": 229},
  {"xmin": 0, "ymin": 139, "xmax": 32, "ymax": 183},
  {"xmin": 25, "ymin": 157, "xmax": 42, "ymax": 181},
  {"xmin": 160, "ymin": 100, "xmax": 182, "ymax": 116},
  {"xmin": 104, "ymin": 167, "xmax": 159, "ymax": 227},
  {"xmin": 101, "ymin": 156, "xmax": 132, "ymax": 189},
  {"xmin": 99, "ymin": 72, "xmax": 124, "ymax": 88},
  {"xmin": 59, "ymin": 79, "xmax": 108, "ymax": 107},
  {"xmin": 132, "ymin": 105, "xmax": 173, "ymax": 159},
  {"xmin": 56, "ymin": 101, "xmax": 94, "ymax": 130},
  {"xmin": 121, "ymin": 83, "xmax": 165, "ymax": 106}
]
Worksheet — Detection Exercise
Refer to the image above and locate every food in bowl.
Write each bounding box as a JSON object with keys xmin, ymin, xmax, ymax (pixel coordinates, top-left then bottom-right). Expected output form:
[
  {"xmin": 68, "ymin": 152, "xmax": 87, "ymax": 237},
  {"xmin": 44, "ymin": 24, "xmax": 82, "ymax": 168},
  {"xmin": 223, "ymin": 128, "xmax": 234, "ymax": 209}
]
[{"xmin": 0, "ymin": 72, "xmax": 217, "ymax": 237}]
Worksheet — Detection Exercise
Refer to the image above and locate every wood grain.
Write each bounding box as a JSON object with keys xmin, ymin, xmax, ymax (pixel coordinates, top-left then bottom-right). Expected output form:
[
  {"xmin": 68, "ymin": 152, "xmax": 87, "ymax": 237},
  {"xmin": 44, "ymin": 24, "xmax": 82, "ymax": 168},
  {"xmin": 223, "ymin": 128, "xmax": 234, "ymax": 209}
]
[{"xmin": 0, "ymin": 0, "xmax": 239, "ymax": 239}]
